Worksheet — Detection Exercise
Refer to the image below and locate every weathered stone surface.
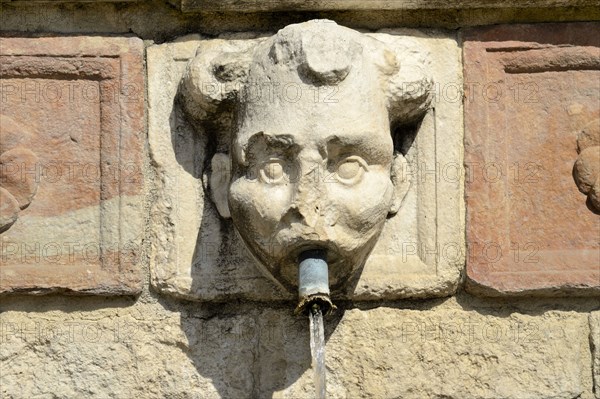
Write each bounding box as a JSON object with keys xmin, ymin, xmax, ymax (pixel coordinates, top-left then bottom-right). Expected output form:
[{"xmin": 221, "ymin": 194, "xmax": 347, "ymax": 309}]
[
  {"xmin": 591, "ymin": 311, "xmax": 600, "ymax": 398},
  {"xmin": 464, "ymin": 23, "xmax": 600, "ymax": 296},
  {"xmin": 170, "ymin": 0, "xmax": 599, "ymax": 13},
  {"xmin": 148, "ymin": 25, "xmax": 464, "ymax": 303},
  {"xmin": 0, "ymin": 0, "xmax": 598, "ymax": 41},
  {"xmin": 0, "ymin": 295, "xmax": 595, "ymax": 398},
  {"xmin": 322, "ymin": 305, "xmax": 592, "ymax": 399},
  {"xmin": 0, "ymin": 35, "xmax": 145, "ymax": 295}
]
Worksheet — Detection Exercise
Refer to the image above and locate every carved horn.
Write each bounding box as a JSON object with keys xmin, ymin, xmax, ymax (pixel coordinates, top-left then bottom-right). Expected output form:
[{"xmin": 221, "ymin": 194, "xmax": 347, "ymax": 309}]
[
  {"xmin": 372, "ymin": 35, "xmax": 434, "ymax": 126},
  {"xmin": 179, "ymin": 39, "xmax": 260, "ymax": 152}
]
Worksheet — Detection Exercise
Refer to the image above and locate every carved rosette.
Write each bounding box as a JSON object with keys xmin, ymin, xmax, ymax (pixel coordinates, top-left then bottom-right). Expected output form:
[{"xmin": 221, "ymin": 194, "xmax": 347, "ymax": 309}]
[
  {"xmin": 573, "ymin": 118, "xmax": 600, "ymax": 212},
  {"xmin": 0, "ymin": 115, "xmax": 39, "ymax": 232}
]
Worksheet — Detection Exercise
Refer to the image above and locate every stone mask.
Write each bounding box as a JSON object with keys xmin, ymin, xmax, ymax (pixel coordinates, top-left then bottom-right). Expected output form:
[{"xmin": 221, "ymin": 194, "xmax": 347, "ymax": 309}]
[{"xmin": 180, "ymin": 20, "xmax": 432, "ymax": 294}]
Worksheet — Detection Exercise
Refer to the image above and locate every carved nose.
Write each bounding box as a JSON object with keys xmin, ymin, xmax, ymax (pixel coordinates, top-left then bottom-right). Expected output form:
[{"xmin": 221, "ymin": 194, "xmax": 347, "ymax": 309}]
[
  {"xmin": 296, "ymin": 197, "xmax": 321, "ymax": 228},
  {"xmin": 290, "ymin": 166, "xmax": 323, "ymax": 228}
]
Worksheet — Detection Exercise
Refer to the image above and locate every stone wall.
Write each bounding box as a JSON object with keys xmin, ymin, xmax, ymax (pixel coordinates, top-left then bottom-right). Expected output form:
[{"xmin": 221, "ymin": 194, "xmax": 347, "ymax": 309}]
[
  {"xmin": 1, "ymin": 2, "xmax": 599, "ymax": 398},
  {"xmin": 1, "ymin": 294, "xmax": 598, "ymax": 398}
]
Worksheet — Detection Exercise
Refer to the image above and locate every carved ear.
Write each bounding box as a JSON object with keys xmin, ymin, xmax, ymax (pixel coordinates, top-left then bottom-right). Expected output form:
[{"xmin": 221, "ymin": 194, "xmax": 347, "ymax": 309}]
[
  {"xmin": 389, "ymin": 153, "xmax": 411, "ymax": 215},
  {"xmin": 209, "ymin": 153, "xmax": 231, "ymax": 218}
]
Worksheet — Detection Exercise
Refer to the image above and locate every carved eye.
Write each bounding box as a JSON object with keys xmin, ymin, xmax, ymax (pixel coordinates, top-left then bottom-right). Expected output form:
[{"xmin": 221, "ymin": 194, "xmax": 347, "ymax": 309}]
[
  {"xmin": 259, "ymin": 159, "xmax": 286, "ymax": 184},
  {"xmin": 335, "ymin": 156, "xmax": 367, "ymax": 185}
]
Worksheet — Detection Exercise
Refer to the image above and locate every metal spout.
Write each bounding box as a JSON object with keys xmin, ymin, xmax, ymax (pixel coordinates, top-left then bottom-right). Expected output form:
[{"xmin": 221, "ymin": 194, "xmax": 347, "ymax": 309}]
[{"xmin": 295, "ymin": 249, "xmax": 335, "ymax": 316}]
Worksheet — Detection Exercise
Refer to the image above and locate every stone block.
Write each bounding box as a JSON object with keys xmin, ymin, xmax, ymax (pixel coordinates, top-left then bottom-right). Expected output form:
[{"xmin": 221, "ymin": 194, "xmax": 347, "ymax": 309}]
[
  {"xmin": 147, "ymin": 28, "xmax": 464, "ymax": 302},
  {"xmin": 0, "ymin": 297, "xmax": 592, "ymax": 398},
  {"xmin": 464, "ymin": 23, "xmax": 600, "ymax": 296},
  {"xmin": 169, "ymin": 0, "xmax": 598, "ymax": 13},
  {"xmin": 303, "ymin": 305, "xmax": 591, "ymax": 399},
  {"xmin": 0, "ymin": 35, "xmax": 145, "ymax": 295}
]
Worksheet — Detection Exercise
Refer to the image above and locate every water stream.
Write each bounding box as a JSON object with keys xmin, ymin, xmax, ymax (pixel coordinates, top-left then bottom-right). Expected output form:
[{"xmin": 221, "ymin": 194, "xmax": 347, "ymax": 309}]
[{"xmin": 309, "ymin": 304, "xmax": 326, "ymax": 399}]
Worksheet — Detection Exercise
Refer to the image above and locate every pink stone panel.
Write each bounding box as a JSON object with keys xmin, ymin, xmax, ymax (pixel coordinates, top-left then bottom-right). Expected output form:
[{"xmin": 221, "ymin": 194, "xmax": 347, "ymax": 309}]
[
  {"xmin": 464, "ymin": 23, "xmax": 600, "ymax": 296},
  {"xmin": 0, "ymin": 36, "xmax": 145, "ymax": 295}
]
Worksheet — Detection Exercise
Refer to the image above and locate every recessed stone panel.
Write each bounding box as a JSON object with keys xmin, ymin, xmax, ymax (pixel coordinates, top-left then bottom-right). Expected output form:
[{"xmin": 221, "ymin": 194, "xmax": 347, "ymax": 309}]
[
  {"xmin": 0, "ymin": 36, "xmax": 145, "ymax": 295},
  {"xmin": 148, "ymin": 28, "xmax": 464, "ymax": 302},
  {"xmin": 464, "ymin": 23, "xmax": 600, "ymax": 296}
]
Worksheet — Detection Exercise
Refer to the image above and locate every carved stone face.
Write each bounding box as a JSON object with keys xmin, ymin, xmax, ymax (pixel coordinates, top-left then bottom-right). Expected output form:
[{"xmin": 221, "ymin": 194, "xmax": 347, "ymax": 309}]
[
  {"xmin": 181, "ymin": 20, "xmax": 432, "ymax": 294},
  {"xmin": 228, "ymin": 82, "xmax": 395, "ymax": 291}
]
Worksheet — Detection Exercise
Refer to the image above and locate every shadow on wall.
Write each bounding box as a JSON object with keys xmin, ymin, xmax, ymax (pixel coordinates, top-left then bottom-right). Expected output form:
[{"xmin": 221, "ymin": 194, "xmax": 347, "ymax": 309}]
[
  {"xmin": 165, "ymin": 90, "xmax": 295, "ymax": 304},
  {"xmin": 175, "ymin": 301, "xmax": 345, "ymax": 398},
  {"xmin": 166, "ymin": 85, "xmax": 347, "ymax": 397}
]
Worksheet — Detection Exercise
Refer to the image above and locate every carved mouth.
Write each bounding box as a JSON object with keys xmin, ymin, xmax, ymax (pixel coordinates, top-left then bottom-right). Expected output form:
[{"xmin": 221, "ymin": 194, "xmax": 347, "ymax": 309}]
[
  {"xmin": 285, "ymin": 239, "xmax": 342, "ymax": 267},
  {"xmin": 242, "ymin": 226, "xmax": 359, "ymax": 293},
  {"xmin": 271, "ymin": 238, "xmax": 349, "ymax": 291}
]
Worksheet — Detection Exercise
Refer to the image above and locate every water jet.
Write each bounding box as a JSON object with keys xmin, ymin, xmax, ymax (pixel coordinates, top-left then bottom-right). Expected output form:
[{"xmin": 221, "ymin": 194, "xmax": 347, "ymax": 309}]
[{"xmin": 295, "ymin": 249, "xmax": 334, "ymax": 399}]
